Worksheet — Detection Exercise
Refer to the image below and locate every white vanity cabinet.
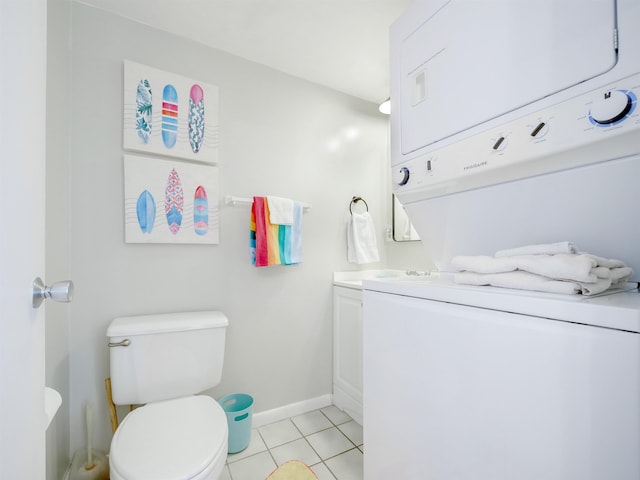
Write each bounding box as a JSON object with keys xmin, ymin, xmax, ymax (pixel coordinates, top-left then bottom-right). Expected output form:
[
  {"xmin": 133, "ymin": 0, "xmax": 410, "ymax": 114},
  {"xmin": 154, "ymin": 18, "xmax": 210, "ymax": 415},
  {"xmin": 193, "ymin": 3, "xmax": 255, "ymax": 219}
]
[{"xmin": 333, "ymin": 284, "xmax": 363, "ymax": 425}]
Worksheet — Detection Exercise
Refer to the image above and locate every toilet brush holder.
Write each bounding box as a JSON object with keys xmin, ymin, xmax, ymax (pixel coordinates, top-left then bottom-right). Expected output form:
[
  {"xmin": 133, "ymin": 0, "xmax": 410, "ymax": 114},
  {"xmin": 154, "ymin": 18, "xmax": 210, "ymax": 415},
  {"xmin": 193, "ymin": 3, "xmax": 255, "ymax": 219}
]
[
  {"xmin": 68, "ymin": 448, "xmax": 109, "ymax": 480},
  {"xmin": 69, "ymin": 402, "xmax": 109, "ymax": 480}
]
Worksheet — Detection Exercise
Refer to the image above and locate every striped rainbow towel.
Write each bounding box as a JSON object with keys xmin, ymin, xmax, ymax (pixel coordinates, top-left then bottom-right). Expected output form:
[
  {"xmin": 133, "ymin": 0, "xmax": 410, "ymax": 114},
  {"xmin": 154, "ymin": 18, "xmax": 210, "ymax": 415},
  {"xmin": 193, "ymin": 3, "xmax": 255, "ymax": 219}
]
[{"xmin": 251, "ymin": 196, "xmax": 302, "ymax": 267}]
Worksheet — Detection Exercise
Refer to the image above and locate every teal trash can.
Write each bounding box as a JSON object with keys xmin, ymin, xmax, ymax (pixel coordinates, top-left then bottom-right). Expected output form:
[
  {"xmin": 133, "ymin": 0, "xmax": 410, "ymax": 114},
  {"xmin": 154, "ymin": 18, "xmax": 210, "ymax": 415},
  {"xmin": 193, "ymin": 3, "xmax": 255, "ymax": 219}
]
[{"xmin": 219, "ymin": 393, "xmax": 253, "ymax": 453}]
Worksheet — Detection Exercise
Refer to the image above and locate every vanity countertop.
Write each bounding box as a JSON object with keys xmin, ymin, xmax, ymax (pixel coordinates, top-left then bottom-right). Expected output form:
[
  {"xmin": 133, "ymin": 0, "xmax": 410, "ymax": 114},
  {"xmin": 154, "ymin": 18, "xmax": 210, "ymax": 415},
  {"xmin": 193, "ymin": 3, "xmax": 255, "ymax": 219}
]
[{"xmin": 333, "ymin": 270, "xmax": 424, "ymax": 290}]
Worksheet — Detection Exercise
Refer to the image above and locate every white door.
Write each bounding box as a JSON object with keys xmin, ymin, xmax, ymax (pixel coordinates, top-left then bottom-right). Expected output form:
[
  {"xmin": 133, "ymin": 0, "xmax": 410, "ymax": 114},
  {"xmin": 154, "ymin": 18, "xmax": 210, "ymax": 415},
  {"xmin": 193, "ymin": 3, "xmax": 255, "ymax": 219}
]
[{"xmin": 0, "ymin": 1, "xmax": 48, "ymax": 477}]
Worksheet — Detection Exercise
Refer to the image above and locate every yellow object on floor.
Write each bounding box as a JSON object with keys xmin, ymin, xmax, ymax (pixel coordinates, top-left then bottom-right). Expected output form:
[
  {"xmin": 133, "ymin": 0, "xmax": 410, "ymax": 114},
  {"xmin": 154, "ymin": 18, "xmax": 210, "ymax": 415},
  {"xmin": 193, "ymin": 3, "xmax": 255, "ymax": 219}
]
[{"xmin": 266, "ymin": 460, "xmax": 319, "ymax": 480}]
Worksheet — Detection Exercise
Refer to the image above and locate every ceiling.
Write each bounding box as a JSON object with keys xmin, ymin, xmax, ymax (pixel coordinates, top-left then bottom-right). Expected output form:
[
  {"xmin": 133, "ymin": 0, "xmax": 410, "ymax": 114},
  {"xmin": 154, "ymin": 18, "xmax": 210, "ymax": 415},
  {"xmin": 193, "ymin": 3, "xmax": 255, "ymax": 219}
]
[{"xmin": 77, "ymin": 0, "xmax": 413, "ymax": 104}]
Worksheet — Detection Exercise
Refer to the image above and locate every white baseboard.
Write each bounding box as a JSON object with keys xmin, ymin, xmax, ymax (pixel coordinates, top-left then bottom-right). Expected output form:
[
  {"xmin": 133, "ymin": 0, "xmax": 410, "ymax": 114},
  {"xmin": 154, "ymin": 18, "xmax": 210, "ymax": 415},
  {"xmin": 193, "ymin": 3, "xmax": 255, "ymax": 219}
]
[
  {"xmin": 333, "ymin": 387, "xmax": 363, "ymax": 426},
  {"xmin": 252, "ymin": 394, "xmax": 333, "ymax": 428}
]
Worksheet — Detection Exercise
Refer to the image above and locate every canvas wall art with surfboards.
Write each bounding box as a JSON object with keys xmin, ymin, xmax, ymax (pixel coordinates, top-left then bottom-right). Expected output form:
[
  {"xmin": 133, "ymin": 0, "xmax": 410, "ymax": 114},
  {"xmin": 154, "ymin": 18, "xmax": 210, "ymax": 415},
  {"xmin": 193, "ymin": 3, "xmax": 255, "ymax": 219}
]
[
  {"xmin": 124, "ymin": 154, "xmax": 219, "ymax": 244},
  {"xmin": 123, "ymin": 60, "xmax": 219, "ymax": 164}
]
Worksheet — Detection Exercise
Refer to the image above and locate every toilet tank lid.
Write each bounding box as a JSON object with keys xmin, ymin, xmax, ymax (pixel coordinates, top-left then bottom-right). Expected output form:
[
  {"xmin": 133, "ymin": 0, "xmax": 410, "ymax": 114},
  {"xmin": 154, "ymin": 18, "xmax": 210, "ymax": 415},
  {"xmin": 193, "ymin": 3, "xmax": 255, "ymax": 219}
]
[{"xmin": 107, "ymin": 311, "xmax": 228, "ymax": 337}]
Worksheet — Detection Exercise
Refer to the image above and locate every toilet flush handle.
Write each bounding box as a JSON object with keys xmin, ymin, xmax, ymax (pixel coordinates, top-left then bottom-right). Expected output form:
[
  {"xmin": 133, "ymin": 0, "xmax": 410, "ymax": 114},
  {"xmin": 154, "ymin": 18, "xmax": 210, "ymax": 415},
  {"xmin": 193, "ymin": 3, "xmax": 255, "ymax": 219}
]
[{"xmin": 108, "ymin": 339, "xmax": 131, "ymax": 348}]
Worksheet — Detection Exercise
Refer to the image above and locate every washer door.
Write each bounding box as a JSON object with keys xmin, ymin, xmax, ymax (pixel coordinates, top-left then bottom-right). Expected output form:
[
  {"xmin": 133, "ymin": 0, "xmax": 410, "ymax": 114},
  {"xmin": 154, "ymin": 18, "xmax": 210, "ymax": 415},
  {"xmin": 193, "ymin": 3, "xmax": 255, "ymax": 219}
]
[
  {"xmin": 363, "ymin": 288, "xmax": 640, "ymax": 480},
  {"xmin": 110, "ymin": 395, "xmax": 228, "ymax": 480}
]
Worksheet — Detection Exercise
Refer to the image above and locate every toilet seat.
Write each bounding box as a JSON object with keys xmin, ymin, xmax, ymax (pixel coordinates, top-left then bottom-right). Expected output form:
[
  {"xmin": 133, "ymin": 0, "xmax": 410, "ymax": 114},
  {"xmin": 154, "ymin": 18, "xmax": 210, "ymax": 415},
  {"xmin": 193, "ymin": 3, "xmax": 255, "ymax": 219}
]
[{"xmin": 109, "ymin": 395, "xmax": 228, "ymax": 480}]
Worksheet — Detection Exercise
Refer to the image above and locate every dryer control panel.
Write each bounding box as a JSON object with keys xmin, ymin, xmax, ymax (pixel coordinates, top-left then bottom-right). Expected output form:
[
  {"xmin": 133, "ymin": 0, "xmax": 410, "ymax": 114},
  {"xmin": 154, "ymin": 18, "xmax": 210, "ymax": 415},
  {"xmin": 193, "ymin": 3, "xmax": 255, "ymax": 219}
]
[{"xmin": 392, "ymin": 73, "xmax": 640, "ymax": 204}]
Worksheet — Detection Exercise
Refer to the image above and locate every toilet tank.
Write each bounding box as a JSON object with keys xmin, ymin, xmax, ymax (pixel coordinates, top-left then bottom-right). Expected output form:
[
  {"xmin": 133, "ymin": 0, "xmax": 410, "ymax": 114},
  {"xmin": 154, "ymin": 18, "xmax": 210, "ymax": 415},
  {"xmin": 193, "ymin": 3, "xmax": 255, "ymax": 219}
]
[{"xmin": 107, "ymin": 311, "xmax": 228, "ymax": 405}]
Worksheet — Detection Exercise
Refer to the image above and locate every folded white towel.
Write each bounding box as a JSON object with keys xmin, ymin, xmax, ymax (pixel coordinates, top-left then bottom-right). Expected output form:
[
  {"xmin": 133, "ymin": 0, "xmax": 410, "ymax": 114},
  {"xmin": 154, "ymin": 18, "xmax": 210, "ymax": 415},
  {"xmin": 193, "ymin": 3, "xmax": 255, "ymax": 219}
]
[
  {"xmin": 452, "ymin": 254, "xmax": 598, "ymax": 283},
  {"xmin": 577, "ymin": 277, "xmax": 614, "ymax": 295},
  {"xmin": 347, "ymin": 212, "xmax": 379, "ymax": 264},
  {"xmin": 495, "ymin": 241, "xmax": 577, "ymax": 258},
  {"xmin": 454, "ymin": 271, "xmax": 613, "ymax": 296},
  {"xmin": 509, "ymin": 254, "xmax": 597, "ymax": 283},
  {"xmin": 610, "ymin": 266, "xmax": 633, "ymax": 285},
  {"xmin": 267, "ymin": 196, "xmax": 294, "ymax": 225},
  {"xmin": 591, "ymin": 266, "xmax": 611, "ymax": 279},
  {"xmin": 582, "ymin": 254, "xmax": 627, "ymax": 269},
  {"xmin": 451, "ymin": 255, "xmax": 517, "ymax": 274}
]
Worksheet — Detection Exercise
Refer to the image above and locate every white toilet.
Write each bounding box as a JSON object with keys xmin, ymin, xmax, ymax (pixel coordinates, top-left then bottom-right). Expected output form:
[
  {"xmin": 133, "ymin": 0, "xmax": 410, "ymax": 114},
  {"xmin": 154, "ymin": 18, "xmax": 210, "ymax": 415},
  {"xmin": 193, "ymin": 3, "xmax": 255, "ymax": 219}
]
[{"xmin": 107, "ymin": 311, "xmax": 229, "ymax": 480}]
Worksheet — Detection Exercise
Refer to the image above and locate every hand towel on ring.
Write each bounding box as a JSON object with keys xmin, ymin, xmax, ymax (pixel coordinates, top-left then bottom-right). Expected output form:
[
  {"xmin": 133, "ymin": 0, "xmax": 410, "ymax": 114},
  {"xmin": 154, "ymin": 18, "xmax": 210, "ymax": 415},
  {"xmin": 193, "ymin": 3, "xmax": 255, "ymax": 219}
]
[{"xmin": 347, "ymin": 212, "xmax": 379, "ymax": 264}]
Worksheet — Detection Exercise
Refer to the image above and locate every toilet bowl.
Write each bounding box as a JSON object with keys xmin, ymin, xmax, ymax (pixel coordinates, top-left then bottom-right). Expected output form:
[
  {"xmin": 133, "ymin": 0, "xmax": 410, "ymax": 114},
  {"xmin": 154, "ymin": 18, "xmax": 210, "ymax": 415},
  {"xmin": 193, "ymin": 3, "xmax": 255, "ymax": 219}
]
[
  {"xmin": 109, "ymin": 395, "xmax": 228, "ymax": 480},
  {"xmin": 106, "ymin": 311, "xmax": 230, "ymax": 480}
]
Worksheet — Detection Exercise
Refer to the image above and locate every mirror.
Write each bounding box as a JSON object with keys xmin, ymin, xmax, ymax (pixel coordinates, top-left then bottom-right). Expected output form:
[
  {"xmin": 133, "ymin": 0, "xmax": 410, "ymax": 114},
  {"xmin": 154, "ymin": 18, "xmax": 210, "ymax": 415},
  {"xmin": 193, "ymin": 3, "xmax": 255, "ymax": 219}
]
[{"xmin": 392, "ymin": 195, "xmax": 420, "ymax": 242}]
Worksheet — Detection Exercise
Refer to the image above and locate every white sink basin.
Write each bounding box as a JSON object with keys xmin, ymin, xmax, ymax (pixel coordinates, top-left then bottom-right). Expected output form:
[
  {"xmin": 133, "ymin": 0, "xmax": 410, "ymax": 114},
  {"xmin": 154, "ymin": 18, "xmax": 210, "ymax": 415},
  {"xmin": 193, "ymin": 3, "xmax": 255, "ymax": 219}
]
[
  {"xmin": 45, "ymin": 387, "xmax": 62, "ymax": 430},
  {"xmin": 333, "ymin": 269, "xmax": 428, "ymax": 289}
]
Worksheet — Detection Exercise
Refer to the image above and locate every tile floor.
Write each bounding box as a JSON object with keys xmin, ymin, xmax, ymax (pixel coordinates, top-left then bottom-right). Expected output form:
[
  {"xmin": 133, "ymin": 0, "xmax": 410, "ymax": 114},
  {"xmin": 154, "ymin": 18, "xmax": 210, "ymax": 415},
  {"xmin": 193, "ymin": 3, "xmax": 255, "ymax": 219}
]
[{"xmin": 219, "ymin": 405, "xmax": 363, "ymax": 480}]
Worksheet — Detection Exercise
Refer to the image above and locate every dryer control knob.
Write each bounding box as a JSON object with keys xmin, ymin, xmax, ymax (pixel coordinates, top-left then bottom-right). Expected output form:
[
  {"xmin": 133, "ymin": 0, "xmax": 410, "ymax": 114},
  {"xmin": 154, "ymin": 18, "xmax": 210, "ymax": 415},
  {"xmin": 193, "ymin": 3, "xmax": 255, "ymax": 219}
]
[
  {"xmin": 589, "ymin": 90, "xmax": 633, "ymax": 125},
  {"xmin": 492, "ymin": 135, "xmax": 507, "ymax": 151},
  {"xmin": 393, "ymin": 167, "xmax": 410, "ymax": 186},
  {"xmin": 530, "ymin": 121, "xmax": 548, "ymax": 138}
]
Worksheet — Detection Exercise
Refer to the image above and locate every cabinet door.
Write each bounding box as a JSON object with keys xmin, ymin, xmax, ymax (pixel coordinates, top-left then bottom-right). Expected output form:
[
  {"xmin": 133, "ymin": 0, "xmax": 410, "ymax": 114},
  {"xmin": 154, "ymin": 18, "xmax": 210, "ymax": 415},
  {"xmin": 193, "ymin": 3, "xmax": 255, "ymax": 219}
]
[{"xmin": 333, "ymin": 287, "xmax": 363, "ymax": 422}]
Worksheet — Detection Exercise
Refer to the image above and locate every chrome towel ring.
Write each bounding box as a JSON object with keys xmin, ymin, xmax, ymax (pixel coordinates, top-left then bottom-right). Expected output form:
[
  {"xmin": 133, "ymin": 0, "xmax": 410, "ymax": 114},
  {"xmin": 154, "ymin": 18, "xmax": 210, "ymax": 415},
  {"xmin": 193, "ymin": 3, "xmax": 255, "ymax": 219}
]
[{"xmin": 349, "ymin": 196, "xmax": 369, "ymax": 214}]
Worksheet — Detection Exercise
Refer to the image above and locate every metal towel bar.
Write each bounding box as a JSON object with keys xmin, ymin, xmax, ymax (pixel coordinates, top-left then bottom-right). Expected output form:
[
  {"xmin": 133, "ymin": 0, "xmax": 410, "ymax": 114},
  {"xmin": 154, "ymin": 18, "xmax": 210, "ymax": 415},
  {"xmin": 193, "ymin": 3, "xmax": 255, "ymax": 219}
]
[{"xmin": 224, "ymin": 195, "xmax": 311, "ymax": 211}]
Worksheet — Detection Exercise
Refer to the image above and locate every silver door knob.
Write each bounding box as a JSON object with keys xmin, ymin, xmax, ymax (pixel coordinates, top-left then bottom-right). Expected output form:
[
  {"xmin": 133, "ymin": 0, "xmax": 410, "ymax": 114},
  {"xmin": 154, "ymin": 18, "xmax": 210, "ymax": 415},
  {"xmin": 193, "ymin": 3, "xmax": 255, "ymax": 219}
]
[{"xmin": 32, "ymin": 277, "xmax": 74, "ymax": 309}]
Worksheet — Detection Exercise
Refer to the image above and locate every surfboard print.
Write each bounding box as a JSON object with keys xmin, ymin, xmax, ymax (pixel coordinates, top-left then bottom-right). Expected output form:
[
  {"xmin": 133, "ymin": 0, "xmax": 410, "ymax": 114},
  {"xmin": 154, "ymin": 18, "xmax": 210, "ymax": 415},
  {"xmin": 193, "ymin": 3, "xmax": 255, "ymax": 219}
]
[
  {"xmin": 188, "ymin": 84, "xmax": 205, "ymax": 153},
  {"xmin": 135, "ymin": 79, "xmax": 152, "ymax": 143},
  {"xmin": 193, "ymin": 185, "xmax": 209, "ymax": 235},
  {"xmin": 161, "ymin": 84, "xmax": 178, "ymax": 149},
  {"xmin": 136, "ymin": 189, "xmax": 156, "ymax": 233},
  {"xmin": 165, "ymin": 168, "xmax": 184, "ymax": 234}
]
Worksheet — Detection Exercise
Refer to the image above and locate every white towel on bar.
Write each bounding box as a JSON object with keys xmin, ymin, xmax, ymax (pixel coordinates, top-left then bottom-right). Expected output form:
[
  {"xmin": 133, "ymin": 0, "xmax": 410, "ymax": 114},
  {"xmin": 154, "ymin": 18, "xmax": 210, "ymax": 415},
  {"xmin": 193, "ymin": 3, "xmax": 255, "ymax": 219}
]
[
  {"xmin": 495, "ymin": 241, "xmax": 577, "ymax": 258},
  {"xmin": 454, "ymin": 271, "xmax": 614, "ymax": 296},
  {"xmin": 347, "ymin": 212, "xmax": 379, "ymax": 264},
  {"xmin": 267, "ymin": 196, "xmax": 294, "ymax": 225},
  {"xmin": 289, "ymin": 202, "xmax": 303, "ymax": 264}
]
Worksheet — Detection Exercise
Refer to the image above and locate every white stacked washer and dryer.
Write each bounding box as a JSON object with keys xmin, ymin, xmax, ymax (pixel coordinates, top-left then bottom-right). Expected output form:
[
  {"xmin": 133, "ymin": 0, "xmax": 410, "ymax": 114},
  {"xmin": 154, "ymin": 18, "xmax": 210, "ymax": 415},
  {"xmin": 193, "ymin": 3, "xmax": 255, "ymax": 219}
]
[{"xmin": 363, "ymin": 0, "xmax": 640, "ymax": 478}]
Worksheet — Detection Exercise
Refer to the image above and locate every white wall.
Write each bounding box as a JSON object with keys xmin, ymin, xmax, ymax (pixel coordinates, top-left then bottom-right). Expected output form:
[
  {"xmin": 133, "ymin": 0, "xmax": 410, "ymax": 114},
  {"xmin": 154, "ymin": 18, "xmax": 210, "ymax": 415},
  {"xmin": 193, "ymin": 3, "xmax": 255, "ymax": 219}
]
[{"xmin": 68, "ymin": 3, "xmax": 408, "ymax": 455}]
